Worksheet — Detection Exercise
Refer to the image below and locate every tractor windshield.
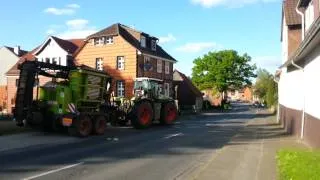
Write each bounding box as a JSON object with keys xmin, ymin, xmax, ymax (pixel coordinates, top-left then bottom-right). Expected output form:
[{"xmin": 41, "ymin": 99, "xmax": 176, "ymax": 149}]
[{"xmin": 134, "ymin": 80, "xmax": 150, "ymax": 90}]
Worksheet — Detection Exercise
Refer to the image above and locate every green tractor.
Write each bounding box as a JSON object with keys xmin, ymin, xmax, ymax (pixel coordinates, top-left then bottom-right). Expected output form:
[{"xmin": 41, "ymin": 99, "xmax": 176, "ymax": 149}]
[
  {"xmin": 127, "ymin": 78, "xmax": 178, "ymax": 129},
  {"xmin": 13, "ymin": 61, "xmax": 178, "ymax": 137}
]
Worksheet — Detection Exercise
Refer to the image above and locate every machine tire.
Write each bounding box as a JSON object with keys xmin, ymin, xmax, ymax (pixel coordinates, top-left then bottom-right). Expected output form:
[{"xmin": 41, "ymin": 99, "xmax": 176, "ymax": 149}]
[
  {"xmin": 75, "ymin": 115, "xmax": 92, "ymax": 137},
  {"xmin": 92, "ymin": 116, "xmax": 106, "ymax": 135},
  {"xmin": 160, "ymin": 102, "xmax": 178, "ymax": 125},
  {"xmin": 131, "ymin": 101, "xmax": 153, "ymax": 129}
]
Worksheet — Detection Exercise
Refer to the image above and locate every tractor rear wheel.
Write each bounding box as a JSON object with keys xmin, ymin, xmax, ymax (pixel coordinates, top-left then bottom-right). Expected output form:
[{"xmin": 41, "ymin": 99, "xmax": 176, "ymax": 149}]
[
  {"xmin": 131, "ymin": 101, "xmax": 153, "ymax": 129},
  {"xmin": 75, "ymin": 115, "xmax": 92, "ymax": 137},
  {"xmin": 92, "ymin": 116, "xmax": 106, "ymax": 135},
  {"xmin": 160, "ymin": 102, "xmax": 178, "ymax": 125}
]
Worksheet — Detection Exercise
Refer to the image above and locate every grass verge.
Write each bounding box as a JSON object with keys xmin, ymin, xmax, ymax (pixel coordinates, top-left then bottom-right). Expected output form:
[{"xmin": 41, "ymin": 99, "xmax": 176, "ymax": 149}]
[{"xmin": 277, "ymin": 149, "xmax": 320, "ymax": 180}]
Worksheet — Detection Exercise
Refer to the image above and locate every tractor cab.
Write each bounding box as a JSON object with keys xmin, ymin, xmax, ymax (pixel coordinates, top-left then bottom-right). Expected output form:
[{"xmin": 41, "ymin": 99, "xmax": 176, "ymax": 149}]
[{"xmin": 133, "ymin": 78, "xmax": 164, "ymax": 100}]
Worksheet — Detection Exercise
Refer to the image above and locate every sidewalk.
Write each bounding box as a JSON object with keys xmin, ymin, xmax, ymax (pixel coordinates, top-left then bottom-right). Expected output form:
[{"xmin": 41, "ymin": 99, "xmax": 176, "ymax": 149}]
[{"xmin": 190, "ymin": 112, "xmax": 307, "ymax": 180}]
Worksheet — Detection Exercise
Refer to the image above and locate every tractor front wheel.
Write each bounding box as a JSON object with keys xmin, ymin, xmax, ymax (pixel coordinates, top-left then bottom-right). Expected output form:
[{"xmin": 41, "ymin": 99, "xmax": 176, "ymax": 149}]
[
  {"xmin": 93, "ymin": 116, "xmax": 106, "ymax": 135},
  {"xmin": 160, "ymin": 102, "xmax": 178, "ymax": 125},
  {"xmin": 131, "ymin": 101, "xmax": 153, "ymax": 129},
  {"xmin": 75, "ymin": 116, "xmax": 92, "ymax": 137}
]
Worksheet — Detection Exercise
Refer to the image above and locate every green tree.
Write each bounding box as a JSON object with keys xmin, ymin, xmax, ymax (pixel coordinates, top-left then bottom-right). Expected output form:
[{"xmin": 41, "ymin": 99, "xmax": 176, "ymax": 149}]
[
  {"xmin": 192, "ymin": 50, "xmax": 257, "ymax": 96},
  {"xmin": 254, "ymin": 68, "xmax": 278, "ymax": 108}
]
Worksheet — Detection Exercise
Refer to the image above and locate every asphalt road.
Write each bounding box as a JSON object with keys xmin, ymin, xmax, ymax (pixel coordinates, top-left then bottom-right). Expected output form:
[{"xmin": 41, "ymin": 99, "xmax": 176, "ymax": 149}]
[{"xmin": 0, "ymin": 103, "xmax": 256, "ymax": 180}]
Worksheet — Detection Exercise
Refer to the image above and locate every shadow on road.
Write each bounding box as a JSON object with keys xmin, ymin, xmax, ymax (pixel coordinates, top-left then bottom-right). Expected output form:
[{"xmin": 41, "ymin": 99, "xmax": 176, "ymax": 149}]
[{"xmin": 0, "ymin": 103, "xmax": 286, "ymax": 177}]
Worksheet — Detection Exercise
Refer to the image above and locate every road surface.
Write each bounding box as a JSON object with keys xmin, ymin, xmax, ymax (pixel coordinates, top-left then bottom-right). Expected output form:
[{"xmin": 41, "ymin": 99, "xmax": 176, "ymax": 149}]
[{"xmin": 0, "ymin": 103, "xmax": 256, "ymax": 180}]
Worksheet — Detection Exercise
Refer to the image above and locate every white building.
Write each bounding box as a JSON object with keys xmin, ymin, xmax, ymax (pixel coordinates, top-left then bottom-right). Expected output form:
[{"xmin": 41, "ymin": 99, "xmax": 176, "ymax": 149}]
[{"xmin": 278, "ymin": 0, "xmax": 320, "ymax": 148}]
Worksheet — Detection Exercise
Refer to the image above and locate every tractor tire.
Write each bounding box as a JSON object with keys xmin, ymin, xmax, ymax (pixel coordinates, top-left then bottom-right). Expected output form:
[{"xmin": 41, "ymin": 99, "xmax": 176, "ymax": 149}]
[
  {"xmin": 92, "ymin": 116, "xmax": 106, "ymax": 135},
  {"xmin": 75, "ymin": 115, "xmax": 92, "ymax": 137},
  {"xmin": 160, "ymin": 102, "xmax": 178, "ymax": 125},
  {"xmin": 131, "ymin": 101, "xmax": 153, "ymax": 129}
]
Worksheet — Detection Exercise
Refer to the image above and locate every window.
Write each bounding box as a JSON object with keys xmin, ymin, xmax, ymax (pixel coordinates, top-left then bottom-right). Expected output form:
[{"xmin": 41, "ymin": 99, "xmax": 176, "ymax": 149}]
[
  {"xmin": 165, "ymin": 61, "xmax": 170, "ymax": 74},
  {"xmin": 94, "ymin": 36, "xmax": 113, "ymax": 46},
  {"xmin": 52, "ymin": 57, "xmax": 57, "ymax": 65},
  {"xmin": 96, "ymin": 58, "xmax": 104, "ymax": 71},
  {"xmin": 117, "ymin": 81, "xmax": 125, "ymax": 97},
  {"xmin": 141, "ymin": 36, "xmax": 146, "ymax": 47},
  {"xmin": 106, "ymin": 37, "xmax": 114, "ymax": 44},
  {"xmin": 164, "ymin": 83, "xmax": 170, "ymax": 97},
  {"xmin": 45, "ymin": 58, "xmax": 50, "ymax": 63},
  {"xmin": 151, "ymin": 40, "xmax": 157, "ymax": 51},
  {"xmin": 305, "ymin": 0, "xmax": 314, "ymax": 32},
  {"xmin": 157, "ymin": 59, "xmax": 162, "ymax": 73},
  {"xmin": 117, "ymin": 56, "xmax": 125, "ymax": 70},
  {"xmin": 15, "ymin": 79, "xmax": 19, "ymax": 87},
  {"xmin": 58, "ymin": 57, "xmax": 61, "ymax": 65},
  {"xmin": 144, "ymin": 56, "xmax": 153, "ymax": 71}
]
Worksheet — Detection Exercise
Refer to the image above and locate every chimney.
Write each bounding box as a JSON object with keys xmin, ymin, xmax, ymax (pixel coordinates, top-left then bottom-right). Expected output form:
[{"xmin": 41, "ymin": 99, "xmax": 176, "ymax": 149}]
[{"xmin": 13, "ymin": 46, "xmax": 20, "ymax": 56}]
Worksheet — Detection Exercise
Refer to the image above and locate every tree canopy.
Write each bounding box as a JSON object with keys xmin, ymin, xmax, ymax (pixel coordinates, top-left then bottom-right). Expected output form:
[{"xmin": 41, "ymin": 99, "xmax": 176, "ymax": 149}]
[
  {"xmin": 254, "ymin": 68, "xmax": 278, "ymax": 107},
  {"xmin": 191, "ymin": 50, "xmax": 257, "ymax": 92}
]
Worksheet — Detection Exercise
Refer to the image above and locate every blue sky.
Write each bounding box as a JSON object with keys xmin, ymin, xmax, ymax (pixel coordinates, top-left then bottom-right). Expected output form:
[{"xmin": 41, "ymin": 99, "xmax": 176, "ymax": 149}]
[{"xmin": 0, "ymin": 0, "xmax": 282, "ymax": 76}]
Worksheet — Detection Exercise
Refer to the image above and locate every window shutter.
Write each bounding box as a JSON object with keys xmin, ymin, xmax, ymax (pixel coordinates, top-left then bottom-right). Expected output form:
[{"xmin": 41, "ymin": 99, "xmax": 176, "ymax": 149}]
[
  {"xmin": 116, "ymin": 58, "xmax": 118, "ymax": 69},
  {"xmin": 123, "ymin": 57, "xmax": 125, "ymax": 70}
]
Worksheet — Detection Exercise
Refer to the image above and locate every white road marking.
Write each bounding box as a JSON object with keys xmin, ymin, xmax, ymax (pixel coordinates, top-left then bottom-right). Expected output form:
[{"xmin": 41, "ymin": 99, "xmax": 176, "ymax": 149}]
[
  {"xmin": 164, "ymin": 133, "xmax": 184, "ymax": 139},
  {"xmin": 22, "ymin": 162, "xmax": 84, "ymax": 180}
]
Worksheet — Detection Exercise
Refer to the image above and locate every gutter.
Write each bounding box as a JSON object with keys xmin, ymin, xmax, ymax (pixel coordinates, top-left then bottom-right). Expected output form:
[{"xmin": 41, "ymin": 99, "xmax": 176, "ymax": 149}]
[
  {"xmin": 296, "ymin": 0, "xmax": 305, "ymax": 40},
  {"xmin": 141, "ymin": 53, "xmax": 177, "ymax": 63},
  {"xmin": 280, "ymin": 12, "xmax": 320, "ymax": 69}
]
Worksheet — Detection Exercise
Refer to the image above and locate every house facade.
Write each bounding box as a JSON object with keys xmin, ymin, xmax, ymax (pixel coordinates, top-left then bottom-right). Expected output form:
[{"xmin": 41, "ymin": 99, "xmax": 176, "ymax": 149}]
[
  {"xmin": 75, "ymin": 23, "xmax": 176, "ymax": 98},
  {"xmin": 227, "ymin": 87, "xmax": 253, "ymax": 102},
  {"xmin": 0, "ymin": 46, "xmax": 27, "ymax": 111},
  {"xmin": 279, "ymin": 0, "xmax": 320, "ymax": 148},
  {"xmin": 6, "ymin": 36, "xmax": 84, "ymax": 114},
  {"xmin": 173, "ymin": 70, "xmax": 203, "ymax": 112}
]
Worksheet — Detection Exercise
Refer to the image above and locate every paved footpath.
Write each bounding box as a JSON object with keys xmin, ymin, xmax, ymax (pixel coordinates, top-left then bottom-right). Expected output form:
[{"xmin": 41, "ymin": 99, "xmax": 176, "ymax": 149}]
[{"xmin": 188, "ymin": 111, "xmax": 307, "ymax": 180}]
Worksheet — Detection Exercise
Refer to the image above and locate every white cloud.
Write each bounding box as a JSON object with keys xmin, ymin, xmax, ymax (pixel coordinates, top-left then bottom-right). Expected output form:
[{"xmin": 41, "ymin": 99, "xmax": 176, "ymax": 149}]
[
  {"xmin": 66, "ymin": 19, "xmax": 89, "ymax": 30},
  {"xmin": 44, "ymin": 4, "xmax": 80, "ymax": 15},
  {"xmin": 54, "ymin": 19, "xmax": 97, "ymax": 39},
  {"xmin": 191, "ymin": 0, "xmax": 278, "ymax": 8},
  {"xmin": 46, "ymin": 29, "xmax": 56, "ymax": 35},
  {"xmin": 66, "ymin": 4, "xmax": 80, "ymax": 9},
  {"xmin": 44, "ymin": 7, "xmax": 76, "ymax": 15},
  {"xmin": 58, "ymin": 29, "xmax": 97, "ymax": 39},
  {"xmin": 176, "ymin": 42, "xmax": 221, "ymax": 53},
  {"xmin": 252, "ymin": 55, "xmax": 281, "ymax": 73},
  {"xmin": 159, "ymin": 34, "xmax": 176, "ymax": 44}
]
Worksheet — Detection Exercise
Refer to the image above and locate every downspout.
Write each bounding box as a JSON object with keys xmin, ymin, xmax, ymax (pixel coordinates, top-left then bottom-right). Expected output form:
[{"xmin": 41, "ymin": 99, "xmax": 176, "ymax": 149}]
[
  {"xmin": 291, "ymin": 60, "xmax": 305, "ymax": 139},
  {"xmin": 295, "ymin": 0, "xmax": 306, "ymax": 139},
  {"xmin": 296, "ymin": 0, "xmax": 305, "ymax": 40},
  {"xmin": 273, "ymin": 75, "xmax": 280, "ymax": 124}
]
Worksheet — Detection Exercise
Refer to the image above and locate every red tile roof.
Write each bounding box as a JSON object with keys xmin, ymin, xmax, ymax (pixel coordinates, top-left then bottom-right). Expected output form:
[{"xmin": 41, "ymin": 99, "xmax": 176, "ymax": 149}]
[
  {"xmin": 6, "ymin": 47, "xmax": 38, "ymax": 76},
  {"xmin": 87, "ymin": 23, "xmax": 176, "ymax": 62},
  {"xmin": 6, "ymin": 37, "xmax": 85, "ymax": 76},
  {"xmin": 51, "ymin": 36, "xmax": 85, "ymax": 55},
  {"xmin": 173, "ymin": 70, "xmax": 202, "ymax": 97},
  {"xmin": 283, "ymin": 0, "xmax": 302, "ymax": 26},
  {"xmin": 4, "ymin": 46, "xmax": 28, "ymax": 57}
]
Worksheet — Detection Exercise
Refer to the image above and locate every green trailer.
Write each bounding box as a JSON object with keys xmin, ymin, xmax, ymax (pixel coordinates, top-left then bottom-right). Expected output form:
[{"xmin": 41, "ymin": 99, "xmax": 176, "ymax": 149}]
[{"xmin": 14, "ymin": 61, "xmax": 112, "ymax": 137}]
